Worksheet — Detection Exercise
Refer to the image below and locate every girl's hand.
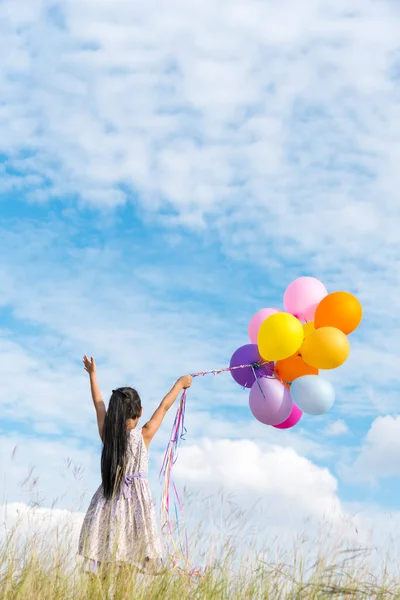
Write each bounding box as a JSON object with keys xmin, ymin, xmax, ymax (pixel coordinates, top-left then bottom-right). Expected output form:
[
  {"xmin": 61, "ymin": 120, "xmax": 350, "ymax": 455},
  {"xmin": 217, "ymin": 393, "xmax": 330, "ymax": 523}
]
[
  {"xmin": 83, "ymin": 355, "xmax": 96, "ymax": 376},
  {"xmin": 142, "ymin": 375, "xmax": 193, "ymax": 446},
  {"xmin": 177, "ymin": 375, "xmax": 192, "ymax": 390}
]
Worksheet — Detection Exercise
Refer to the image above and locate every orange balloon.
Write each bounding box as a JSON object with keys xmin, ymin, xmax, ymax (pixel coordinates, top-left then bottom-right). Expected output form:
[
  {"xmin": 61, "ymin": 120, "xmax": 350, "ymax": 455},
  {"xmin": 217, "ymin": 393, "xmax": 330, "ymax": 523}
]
[
  {"xmin": 315, "ymin": 292, "xmax": 362, "ymax": 334},
  {"xmin": 301, "ymin": 326, "xmax": 350, "ymax": 370},
  {"xmin": 275, "ymin": 354, "xmax": 318, "ymax": 384}
]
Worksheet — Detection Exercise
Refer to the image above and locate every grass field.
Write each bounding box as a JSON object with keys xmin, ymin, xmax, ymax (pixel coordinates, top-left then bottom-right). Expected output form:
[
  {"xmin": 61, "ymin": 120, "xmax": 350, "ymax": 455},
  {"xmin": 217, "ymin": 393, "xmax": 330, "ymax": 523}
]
[{"xmin": 1, "ymin": 507, "xmax": 400, "ymax": 600}]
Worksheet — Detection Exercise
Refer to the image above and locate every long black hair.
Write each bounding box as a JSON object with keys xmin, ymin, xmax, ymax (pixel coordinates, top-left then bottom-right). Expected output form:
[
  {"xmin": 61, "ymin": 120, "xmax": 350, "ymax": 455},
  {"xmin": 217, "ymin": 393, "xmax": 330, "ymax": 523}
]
[{"xmin": 101, "ymin": 387, "xmax": 142, "ymax": 500}]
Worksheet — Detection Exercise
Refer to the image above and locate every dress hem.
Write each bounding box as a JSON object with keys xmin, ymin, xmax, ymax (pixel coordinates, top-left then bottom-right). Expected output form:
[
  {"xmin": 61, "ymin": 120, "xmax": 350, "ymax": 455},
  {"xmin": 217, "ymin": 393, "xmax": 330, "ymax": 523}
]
[{"xmin": 77, "ymin": 553, "xmax": 163, "ymax": 575}]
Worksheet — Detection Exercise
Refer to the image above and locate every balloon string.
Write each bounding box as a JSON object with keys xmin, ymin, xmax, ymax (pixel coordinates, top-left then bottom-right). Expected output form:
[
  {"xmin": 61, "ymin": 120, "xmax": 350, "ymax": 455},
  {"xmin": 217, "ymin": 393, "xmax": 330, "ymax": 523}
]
[
  {"xmin": 191, "ymin": 359, "xmax": 273, "ymax": 378},
  {"xmin": 251, "ymin": 365, "xmax": 267, "ymax": 399},
  {"xmin": 159, "ymin": 358, "xmax": 290, "ymax": 578}
]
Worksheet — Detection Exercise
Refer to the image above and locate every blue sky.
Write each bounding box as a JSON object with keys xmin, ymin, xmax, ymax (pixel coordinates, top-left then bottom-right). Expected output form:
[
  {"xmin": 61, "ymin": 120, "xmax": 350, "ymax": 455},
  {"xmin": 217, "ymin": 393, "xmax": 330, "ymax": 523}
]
[{"xmin": 1, "ymin": 0, "xmax": 400, "ymax": 566}]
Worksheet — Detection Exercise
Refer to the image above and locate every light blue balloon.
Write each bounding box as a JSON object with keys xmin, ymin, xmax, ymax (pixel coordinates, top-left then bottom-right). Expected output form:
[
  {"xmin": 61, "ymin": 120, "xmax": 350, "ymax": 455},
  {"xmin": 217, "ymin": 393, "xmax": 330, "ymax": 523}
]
[{"xmin": 290, "ymin": 375, "xmax": 335, "ymax": 416}]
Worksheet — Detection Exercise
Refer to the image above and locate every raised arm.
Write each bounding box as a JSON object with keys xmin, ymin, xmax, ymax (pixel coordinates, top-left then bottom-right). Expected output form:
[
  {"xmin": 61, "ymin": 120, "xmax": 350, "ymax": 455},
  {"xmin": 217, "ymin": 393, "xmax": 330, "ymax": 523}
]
[
  {"xmin": 142, "ymin": 375, "xmax": 192, "ymax": 447},
  {"xmin": 83, "ymin": 355, "xmax": 106, "ymax": 442}
]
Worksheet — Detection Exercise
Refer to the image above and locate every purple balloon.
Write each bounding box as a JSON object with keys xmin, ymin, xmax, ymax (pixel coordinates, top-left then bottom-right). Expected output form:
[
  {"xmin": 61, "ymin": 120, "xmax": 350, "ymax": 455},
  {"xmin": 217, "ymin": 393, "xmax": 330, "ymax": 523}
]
[
  {"xmin": 249, "ymin": 377, "xmax": 292, "ymax": 426},
  {"xmin": 230, "ymin": 344, "xmax": 273, "ymax": 388},
  {"xmin": 273, "ymin": 403, "xmax": 303, "ymax": 430}
]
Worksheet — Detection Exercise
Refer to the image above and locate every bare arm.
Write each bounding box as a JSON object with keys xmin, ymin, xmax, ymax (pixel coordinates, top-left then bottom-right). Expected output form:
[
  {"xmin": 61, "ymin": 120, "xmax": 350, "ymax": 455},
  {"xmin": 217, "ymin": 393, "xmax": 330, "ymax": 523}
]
[
  {"xmin": 83, "ymin": 355, "xmax": 106, "ymax": 442},
  {"xmin": 142, "ymin": 375, "xmax": 192, "ymax": 447}
]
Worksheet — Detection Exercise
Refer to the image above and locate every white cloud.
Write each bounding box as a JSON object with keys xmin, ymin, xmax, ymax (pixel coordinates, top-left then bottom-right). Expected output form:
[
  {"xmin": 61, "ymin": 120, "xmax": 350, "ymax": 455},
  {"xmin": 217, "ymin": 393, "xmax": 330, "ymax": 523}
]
[
  {"xmin": 0, "ymin": 502, "xmax": 84, "ymax": 573},
  {"xmin": 175, "ymin": 438, "xmax": 342, "ymax": 521},
  {"xmin": 0, "ymin": 0, "xmax": 398, "ymax": 259},
  {"xmin": 341, "ymin": 415, "xmax": 400, "ymax": 484},
  {"xmin": 0, "ymin": 0, "xmax": 399, "ymax": 419},
  {"xmin": 324, "ymin": 419, "xmax": 350, "ymax": 437},
  {"xmin": 165, "ymin": 438, "xmax": 400, "ymax": 574},
  {"xmin": 0, "ymin": 502, "xmax": 83, "ymax": 544}
]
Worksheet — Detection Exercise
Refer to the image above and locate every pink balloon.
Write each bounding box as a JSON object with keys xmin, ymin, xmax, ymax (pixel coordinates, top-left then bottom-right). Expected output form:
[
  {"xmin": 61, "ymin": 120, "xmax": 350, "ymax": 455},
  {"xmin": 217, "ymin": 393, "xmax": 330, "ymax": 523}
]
[
  {"xmin": 273, "ymin": 403, "xmax": 302, "ymax": 430},
  {"xmin": 249, "ymin": 377, "xmax": 292, "ymax": 426},
  {"xmin": 283, "ymin": 277, "xmax": 327, "ymax": 322},
  {"xmin": 248, "ymin": 308, "xmax": 279, "ymax": 344}
]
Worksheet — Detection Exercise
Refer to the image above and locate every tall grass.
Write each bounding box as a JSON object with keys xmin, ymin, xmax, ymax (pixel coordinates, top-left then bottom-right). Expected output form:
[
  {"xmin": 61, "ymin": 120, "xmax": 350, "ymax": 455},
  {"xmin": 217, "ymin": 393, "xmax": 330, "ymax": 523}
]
[{"xmin": 1, "ymin": 502, "xmax": 400, "ymax": 600}]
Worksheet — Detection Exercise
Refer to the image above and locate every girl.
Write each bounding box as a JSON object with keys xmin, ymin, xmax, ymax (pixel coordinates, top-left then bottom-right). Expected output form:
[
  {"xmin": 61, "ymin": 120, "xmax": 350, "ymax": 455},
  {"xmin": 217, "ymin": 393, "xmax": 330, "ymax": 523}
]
[{"xmin": 78, "ymin": 355, "xmax": 192, "ymax": 576}]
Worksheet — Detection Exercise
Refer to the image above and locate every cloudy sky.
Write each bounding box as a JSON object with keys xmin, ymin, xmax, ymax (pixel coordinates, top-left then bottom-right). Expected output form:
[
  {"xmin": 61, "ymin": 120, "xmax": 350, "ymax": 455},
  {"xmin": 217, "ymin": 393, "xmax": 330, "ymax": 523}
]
[{"xmin": 1, "ymin": 0, "xmax": 400, "ymax": 571}]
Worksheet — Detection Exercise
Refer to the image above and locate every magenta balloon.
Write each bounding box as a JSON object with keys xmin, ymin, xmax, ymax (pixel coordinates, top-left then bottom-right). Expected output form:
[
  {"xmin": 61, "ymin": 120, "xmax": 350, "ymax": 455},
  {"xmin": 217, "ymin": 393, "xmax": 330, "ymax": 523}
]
[
  {"xmin": 273, "ymin": 403, "xmax": 303, "ymax": 430},
  {"xmin": 249, "ymin": 377, "xmax": 292, "ymax": 426},
  {"xmin": 230, "ymin": 344, "xmax": 274, "ymax": 388},
  {"xmin": 248, "ymin": 308, "xmax": 279, "ymax": 344}
]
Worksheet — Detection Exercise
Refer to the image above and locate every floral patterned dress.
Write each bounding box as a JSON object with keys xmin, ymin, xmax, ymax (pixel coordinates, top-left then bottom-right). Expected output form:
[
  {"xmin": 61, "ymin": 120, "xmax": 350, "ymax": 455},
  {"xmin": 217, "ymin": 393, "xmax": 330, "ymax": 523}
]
[{"xmin": 78, "ymin": 427, "xmax": 162, "ymax": 573}]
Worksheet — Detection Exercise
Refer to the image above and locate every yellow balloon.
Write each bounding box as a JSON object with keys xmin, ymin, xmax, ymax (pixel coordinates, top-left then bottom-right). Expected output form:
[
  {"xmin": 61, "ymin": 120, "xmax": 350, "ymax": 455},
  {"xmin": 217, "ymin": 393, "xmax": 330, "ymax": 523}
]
[
  {"xmin": 258, "ymin": 312, "xmax": 304, "ymax": 361},
  {"xmin": 303, "ymin": 322, "xmax": 315, "ymax": 338},
  {"xmin": 301, "ymin": 326, "xmax": 350, "ymax": 370}
]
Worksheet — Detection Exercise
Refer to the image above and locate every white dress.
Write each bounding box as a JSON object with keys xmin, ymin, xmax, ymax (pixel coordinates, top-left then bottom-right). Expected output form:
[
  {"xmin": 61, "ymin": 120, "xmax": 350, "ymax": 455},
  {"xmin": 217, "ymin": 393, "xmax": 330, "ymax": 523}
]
[{"xmin": 78, "ymin": 427, "xmax": 162, "ymax": 572}]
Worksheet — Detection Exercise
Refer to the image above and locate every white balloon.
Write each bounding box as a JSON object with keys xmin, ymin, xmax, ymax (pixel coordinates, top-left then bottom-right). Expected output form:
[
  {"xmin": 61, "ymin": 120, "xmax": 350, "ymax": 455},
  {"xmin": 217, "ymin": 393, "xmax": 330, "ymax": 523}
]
[{"xmin": 290, "ymin": 375, "xmax": 335, "ymax": 416}]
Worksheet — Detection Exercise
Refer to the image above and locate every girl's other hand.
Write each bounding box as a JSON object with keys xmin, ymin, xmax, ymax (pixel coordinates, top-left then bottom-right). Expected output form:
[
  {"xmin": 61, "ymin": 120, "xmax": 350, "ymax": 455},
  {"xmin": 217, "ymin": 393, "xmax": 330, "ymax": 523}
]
[
  {"xmin": 177, "ymin": 375, "xmax": 192, "ymax": 390},
  {"xmin": 83, "ymin": 355, "xmax": 96, "ymax": 375}
]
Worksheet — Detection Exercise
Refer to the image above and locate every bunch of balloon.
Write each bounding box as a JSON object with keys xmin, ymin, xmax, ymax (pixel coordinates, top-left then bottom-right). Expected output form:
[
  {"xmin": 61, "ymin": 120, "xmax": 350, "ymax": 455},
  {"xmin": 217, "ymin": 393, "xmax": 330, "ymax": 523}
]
[{"xmin": 230, "ymin": 277, "xmax": 362, "ymax": 430}]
